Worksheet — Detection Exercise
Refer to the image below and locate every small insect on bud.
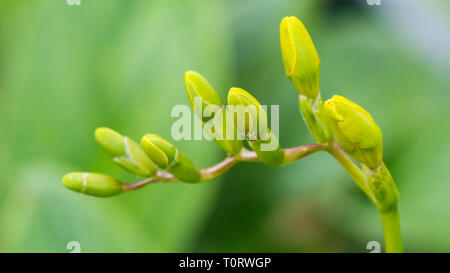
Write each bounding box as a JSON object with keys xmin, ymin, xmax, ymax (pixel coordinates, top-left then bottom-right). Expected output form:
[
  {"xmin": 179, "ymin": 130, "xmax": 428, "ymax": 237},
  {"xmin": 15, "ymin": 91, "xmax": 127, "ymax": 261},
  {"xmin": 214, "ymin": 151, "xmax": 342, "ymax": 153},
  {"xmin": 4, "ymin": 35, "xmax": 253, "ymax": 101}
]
[
  {"xmin": 95, "ymin": 127, "xmax": 157, "ymax": 177},
  {"xmin": 324, "ymin": 95, "xmax": 383, "ymax": 170},
  {"xmin": 227, "ymin": 87, "xmax": 285, "ymax": 166},
  {"xmin": 280, "ymin": 16, "xmax": 321, "ymax": 99},
  {"xmin": 141, "ymin": 134, "xmax": 201, "ymax": 183},
  {"xmin": 62, "ymin": 172, "xmax": 123, "ymax": 197}
]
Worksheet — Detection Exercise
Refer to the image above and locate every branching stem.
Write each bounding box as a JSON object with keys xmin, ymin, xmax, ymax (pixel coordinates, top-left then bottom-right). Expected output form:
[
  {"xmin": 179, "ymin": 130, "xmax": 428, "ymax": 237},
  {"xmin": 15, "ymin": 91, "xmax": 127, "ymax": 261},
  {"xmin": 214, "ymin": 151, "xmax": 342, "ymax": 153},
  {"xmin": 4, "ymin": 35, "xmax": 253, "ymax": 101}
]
[{"xmin": 123, "ymin": 142, "xmax": 328, "ymax": 191}]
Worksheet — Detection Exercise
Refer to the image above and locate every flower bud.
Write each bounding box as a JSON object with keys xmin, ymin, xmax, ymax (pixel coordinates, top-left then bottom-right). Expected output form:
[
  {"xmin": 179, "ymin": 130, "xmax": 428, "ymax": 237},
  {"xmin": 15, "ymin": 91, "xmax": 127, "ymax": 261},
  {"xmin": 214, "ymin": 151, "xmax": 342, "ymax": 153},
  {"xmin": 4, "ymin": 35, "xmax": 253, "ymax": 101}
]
[
  {"xmin": 227, "ymin": 87, "xmax": 269, "ymax": 140},
  {"xmin": 141, "ymin": 134, "xmax": 201, "ymax": 183},
  {"xmin": 280, "ymin": 16, "xmax": 320, "ymax": 99},
  {"xmin": 184, "ymin": 71, "xmax": 242, "ymax": 155},
  {"xmin": 95, "ymin": 127, "xmax": 157, "ymax": 177},
  {"xmin": 324, "ymin": 95, "xmax": 383, "ymax": 170},
  {"xmin": 363, "ymin": 164, "xmax": 399, "ymax": 212},
  {"xmin": 184, "ymin": 70, "xmax": 223, "ymax": 122},
  {"xmin": 141, "ymin": 134, "xmax": 176, "ymax": 168},
  {"xmin": 62, "ymin": 172, "xmax": 123, "ymax": 197},
  {"xmin": 227, "ymin": 87, "xmax": 285, "ymax": 166}
]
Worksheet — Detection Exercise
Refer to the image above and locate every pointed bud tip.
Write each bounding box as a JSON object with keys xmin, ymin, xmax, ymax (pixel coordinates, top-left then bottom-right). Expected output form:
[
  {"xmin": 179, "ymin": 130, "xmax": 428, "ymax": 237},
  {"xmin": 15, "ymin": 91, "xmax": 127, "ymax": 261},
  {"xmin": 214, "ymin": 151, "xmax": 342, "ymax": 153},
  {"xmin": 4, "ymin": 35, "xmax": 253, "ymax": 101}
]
[
  {"xmin": 94, "ymin": 127, "xmax": 126, "ymax": 157},
  {"xmin": 227, "ymin": 87, "xmax": 261, "ymax": 107},
  {"xmin": 184, "ymin": 70, "xmax": 222, "ymax": 107}
]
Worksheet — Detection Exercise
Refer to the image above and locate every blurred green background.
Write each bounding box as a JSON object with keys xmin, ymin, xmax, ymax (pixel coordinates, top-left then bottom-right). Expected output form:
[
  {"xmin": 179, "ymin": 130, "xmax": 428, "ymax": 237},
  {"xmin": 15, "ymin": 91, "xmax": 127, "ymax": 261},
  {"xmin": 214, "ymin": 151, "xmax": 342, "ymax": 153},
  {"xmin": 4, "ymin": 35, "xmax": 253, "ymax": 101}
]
[{"xmin": 0, "ymin": 0, "xmax": 449, "ymax": 252}]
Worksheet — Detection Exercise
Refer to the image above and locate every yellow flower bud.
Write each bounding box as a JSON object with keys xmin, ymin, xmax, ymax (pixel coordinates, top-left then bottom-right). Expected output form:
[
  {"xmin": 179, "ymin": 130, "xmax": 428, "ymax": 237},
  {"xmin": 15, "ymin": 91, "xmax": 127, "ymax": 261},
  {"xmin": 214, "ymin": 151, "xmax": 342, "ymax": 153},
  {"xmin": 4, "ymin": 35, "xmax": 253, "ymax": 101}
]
[
  {"xmin": 227, "ymin": 87, "xmax": 285, "ymax": 166},
  {"xmin": 280, "ymin": 16, "xmax": 320, "ymax": 99},
  {"xmin": 184, "ymin": 70, "xmax": 222, "ymax": 122},
  {"xmin": 227, "ymin": 87, "xmax": 269, "ymax": 140},
  {"xmin": 62, "ymin": 172, "xmax": 123, "ymax": 197},
  {"xmin": 324, "ymin": 95, "xmax": 383, "ymax": 169}
]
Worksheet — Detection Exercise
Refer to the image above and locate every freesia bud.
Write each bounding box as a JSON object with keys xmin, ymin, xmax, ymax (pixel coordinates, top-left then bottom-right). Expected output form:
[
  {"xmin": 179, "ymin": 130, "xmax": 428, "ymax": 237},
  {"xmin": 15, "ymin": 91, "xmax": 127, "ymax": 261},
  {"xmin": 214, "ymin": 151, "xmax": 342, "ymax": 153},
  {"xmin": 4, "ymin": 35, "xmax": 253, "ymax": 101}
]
[
  {"xmin": 141, "ymin": 134, "xmax": 201, "ymax": 183},
  {"xmin": 227, "ymin": 87, "xmax": 285, "ymax": 166},
  {"xmin": 184, "ymin": 70, "xmax": 223, "ymax": 122},
  {"xmin": 227, "ymin": 87, "xmax": 269, "ymax": 140},
  {"xmin": 95, "ymin": 127, "xmax": 157, "ymax": 177},
  {"xmin": 62, "ymin": 172, "xmax": 123, "ymax": 197},
  {"xmin": 141, "ymin": 134, "xmax": 176, "ymax": 168},
  {"xmin": 280, "ymin": 16, "xmax": 321, "ymax": 99},
  {"xmin": 324, "ymin": 95, "xmax": 383, "ymax": 170},
  {"xmin": 184, "ymin": 71, "xmax": 242, "ymax": 155}
]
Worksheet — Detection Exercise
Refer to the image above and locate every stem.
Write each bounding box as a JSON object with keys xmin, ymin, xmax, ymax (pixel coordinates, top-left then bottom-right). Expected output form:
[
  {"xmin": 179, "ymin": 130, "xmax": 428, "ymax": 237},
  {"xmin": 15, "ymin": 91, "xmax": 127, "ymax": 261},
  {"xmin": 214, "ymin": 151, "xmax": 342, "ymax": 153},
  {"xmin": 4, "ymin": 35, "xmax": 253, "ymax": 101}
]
[
  {"xmin": 379, "ymin": 206, "xmax": 403, "ymax": 253},
  {"xmin": 327, "ymin": 141, "xmax": 403, "ymax": 252},
  {"xmin": 122, "ymin": 171, "xmax": 176, "ymax": 191},
  {"xmin": 200, "ymin": 157, "xmax": 238, "ymax": 181},
  {"xmin": 123, "ymin": 143, "xmax": 327, "ymax": 190},
  {"xmin": 326, "ymin": 142, "xmax": 374, "ymax": 202},
  {"xmin": 282, "ymin": 143, "xmax": 328, "ymax": 165}
]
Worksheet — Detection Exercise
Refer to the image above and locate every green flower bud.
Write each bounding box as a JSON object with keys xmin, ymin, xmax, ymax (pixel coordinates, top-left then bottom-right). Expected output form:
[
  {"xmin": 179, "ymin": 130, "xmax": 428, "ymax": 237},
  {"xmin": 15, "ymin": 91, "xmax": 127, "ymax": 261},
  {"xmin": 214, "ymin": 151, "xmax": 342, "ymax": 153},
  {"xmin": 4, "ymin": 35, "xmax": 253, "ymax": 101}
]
[
  {"xmin": 62, "ymin": 172, "xmax": 123, "ymax": 197},
  {"xmin": 167, "ymin": 151, "xmax": 201, "ymax": 183},
  {"xmin": 227, "ymin": 87, "xmax": 285, "ymax": 166},
  {"xmin": 141, "ymin": 134, "xmax": 201, "ymax": 183},
  {"xmin": 324, "ymin": 95, "xmax": 383, "ymax": 170},
  {"xmin": 280, "ymin": 16, "xmax": 320, "ymax": 99},
  {"xmin": 141, "ymin": 134, "xmax": 176, "ymax": 168},
  {"xmin": 363, "ymin": 163, "xmax": 399, "ymax": 212},
  {"xmin": 95, "ymin": 127, "xmax": 157, "ymax": 177},
  {"xmin": 94, "ymin": 126, "xmax": 125, "ymax": 157},
  {"xmin": 298, "ymin": 94, "xmax": 331, "ymax": 143},
  {"xmin": 227, "ymin": 87, "xmax": 269, "ymax": 140},
  {"xmin": 184, "ymin": 71, "xmax": 242, "ymax": 155},
  {"xmin": 247, "ymin": 131, "xmax": 285, "ymax": 166}
]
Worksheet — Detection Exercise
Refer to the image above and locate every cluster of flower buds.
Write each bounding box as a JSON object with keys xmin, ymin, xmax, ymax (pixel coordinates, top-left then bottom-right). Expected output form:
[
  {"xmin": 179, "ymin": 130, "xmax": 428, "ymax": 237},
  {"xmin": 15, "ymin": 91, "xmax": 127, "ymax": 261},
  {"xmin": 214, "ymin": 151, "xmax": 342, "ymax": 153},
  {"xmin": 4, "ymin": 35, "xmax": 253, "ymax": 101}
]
[
  {"xmin": 185, "ymin": 71, "xmax": 285, "ymax": 166},
  {"xmin": 63, "ymin": 71, "xmax": 288, "ymax": 196},
  {"xmin": 61, "ymin": 14, "xmax": 403, "ymax": 252},
  {"xmin": 63, "ymin": 127, "xmax": 203, "ymax": 197},
  {"xmin": 62, "ymin": 15, "xmax": 398, "ymax": 212},
  {"xmin": 280, "ymin": 16, "xmax": 398, "ymax": 211}
]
